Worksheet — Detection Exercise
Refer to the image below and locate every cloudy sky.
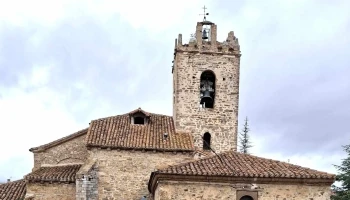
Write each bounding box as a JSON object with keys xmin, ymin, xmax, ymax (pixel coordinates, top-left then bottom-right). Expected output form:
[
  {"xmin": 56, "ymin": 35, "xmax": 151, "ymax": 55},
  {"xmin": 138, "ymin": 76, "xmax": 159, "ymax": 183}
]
[{"xmin": 0, "ymin": 0, "xmax": 349, "ymax": 182}]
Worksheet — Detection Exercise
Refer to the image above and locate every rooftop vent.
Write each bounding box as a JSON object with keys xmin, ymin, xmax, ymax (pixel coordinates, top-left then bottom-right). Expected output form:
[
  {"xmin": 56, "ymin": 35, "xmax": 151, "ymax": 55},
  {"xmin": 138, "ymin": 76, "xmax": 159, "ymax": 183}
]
[{"xmin": 163, "ymin": 132, "xmax": 168, "ymax": 140}]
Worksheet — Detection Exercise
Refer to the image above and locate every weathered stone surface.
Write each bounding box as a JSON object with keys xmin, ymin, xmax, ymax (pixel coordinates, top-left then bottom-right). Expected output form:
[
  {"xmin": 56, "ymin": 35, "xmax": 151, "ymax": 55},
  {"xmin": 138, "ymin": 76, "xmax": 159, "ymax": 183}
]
[
  {"xmin": 26, "ymin": 183, "xmax": 75, "ymax": 200},
  {"xmin": 33, "ymin": 135, "xmax": 87, "ymax": 171},
  {"xmin": 173, "ymin": 22, "xmax": 241, "ymax": 153},
  {"xmin": 258, "ymin": 183, "xmax": 332, "ymax": 199},
  {"xmin": 76, "ymin": 160, "xmax": 98, "ymax": 200},
  {"xmin": 155, "ymin": 181, "xmax": 235, "ymax": 200},
  {"xmin": 154, "ymin": 181, "xmax": 332, "ymax": 200},
  {"xmin": 90, "ymin": 149, "xmax": 193, "ymax": 199}
]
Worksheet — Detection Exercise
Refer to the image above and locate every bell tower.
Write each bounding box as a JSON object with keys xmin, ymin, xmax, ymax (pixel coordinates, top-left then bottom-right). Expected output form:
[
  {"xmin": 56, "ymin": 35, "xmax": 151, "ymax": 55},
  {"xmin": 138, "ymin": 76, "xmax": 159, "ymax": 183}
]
[{"xmin": 172, "ymin": 8, "xmax": 241, "ymax": 153}]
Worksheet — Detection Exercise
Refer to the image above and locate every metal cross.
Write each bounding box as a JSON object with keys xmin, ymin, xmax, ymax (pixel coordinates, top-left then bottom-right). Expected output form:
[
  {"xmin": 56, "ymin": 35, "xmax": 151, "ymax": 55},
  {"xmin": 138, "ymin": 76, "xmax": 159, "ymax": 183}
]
[
  {"xmin": 202, "ymin": 5, "xmax": 207, "ymax": 15},
  {"xmin": 199, "ymin": 5, "xmax": 209, "ymax": 21}
]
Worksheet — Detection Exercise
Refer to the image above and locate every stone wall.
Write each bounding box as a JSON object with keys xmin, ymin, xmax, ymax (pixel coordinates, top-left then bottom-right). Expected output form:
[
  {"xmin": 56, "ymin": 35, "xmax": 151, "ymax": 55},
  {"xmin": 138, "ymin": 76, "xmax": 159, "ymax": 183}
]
[
  {"xmin": 155, "ymin": 181, "xmax": 235, "ymax": 200},
  {"xmin": 26, "ymin": 183, "xmax": 75, "ymax": 200},
  {"xmin": 89, "ymin": 149, "xmax": 193, "ymax": 199},
  {"xmin": 154, "ymin": 181, "xmax": 332, "ymax": 200},
  {"xmin": 173, "ymin": 22, "xmax": 241, "ymax": 153},
  {"xmin": 76, "ymin": 161, "xmax": 98, "ymax": 200},
  {"xmin": 33, "ymin": 135, "xmax": 87, "ymax": 171},
  {"xmin": 173, "ymin": 51, "xmax": 240, "ymax": 153}
]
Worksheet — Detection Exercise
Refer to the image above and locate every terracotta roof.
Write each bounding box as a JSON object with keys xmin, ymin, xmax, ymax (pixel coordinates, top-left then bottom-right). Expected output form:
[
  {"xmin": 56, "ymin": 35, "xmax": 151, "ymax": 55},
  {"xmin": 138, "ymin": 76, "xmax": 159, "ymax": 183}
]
[
  {"xmin": 149, "ymin": 151, "xmax": 336, "ymax": 192},
  {"xmin": 25, "ymin": 164, "xmax": 82, "ymax": 183},
  {"xmin": 157, "ymin": 151, "xmax": 336, "ymax": 178},
  {"xmin": 0, "ymin": 179, "xmax": 26, "ymax": 200},
  {"xmin": 86, "ymin": 108, "xmax": 194, "ymax": 152},
  {"xmin": 29, "ymin": 128, "xmax": 88, "ymax": 152}
]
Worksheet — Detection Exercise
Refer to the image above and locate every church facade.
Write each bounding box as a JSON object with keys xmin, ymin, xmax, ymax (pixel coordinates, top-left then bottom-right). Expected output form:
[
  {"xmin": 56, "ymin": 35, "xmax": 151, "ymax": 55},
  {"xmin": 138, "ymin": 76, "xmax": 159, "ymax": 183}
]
[{"xmin": 0, "ymin": 20, "xmax": 335, "ymax": 200}]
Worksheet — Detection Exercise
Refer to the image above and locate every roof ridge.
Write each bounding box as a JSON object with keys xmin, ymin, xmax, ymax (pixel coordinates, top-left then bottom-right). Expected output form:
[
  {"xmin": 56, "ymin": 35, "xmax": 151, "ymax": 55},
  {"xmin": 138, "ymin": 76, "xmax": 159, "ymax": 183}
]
[
  {"xmin": 91, "ymin": 109, "xmax": 172, "ymax": 122},
  {"xmin": 40, "ymin": 163, "xmax": 83, "ymax": 167},
  {"xmin": 0, "ymin": 179, "xmax": 25, "ymax": 184},
  {"xmin": 238, "ymin": 152, "xmax": 335, "ymax": 175},
  {"xmin": 29, "ymin": 128, "xmax": 88, "ymax": 152}
]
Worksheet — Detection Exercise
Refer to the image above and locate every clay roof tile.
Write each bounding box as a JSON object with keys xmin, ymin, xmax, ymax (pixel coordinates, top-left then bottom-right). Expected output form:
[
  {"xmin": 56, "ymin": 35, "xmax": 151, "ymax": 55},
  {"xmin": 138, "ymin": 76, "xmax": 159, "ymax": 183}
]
[
  {"xmin": 25, "ymin": 164, "xmax": 82, "ymax": 183},
  {"xmin": 0, "ymin": 179, "xmax": 26, "ymax": 200},
  {"xmin": 86, "ymin": 109, "xmax": 194, "ymax": 152},
  {"xmin": 156, "ymin": 151, "xmax": 336, "ymax": 180}
]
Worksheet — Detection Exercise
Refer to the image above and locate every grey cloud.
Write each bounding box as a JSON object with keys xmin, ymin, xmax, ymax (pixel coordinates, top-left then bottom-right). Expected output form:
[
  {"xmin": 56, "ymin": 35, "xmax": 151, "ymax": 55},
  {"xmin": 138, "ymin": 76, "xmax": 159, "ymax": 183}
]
[
  {"xmin": 0, "ymin": 15, "xmax": 177, "ymax": 123},
  {"xmin": 221, "ymin": 1, "xmax": 350, "ymax": 156}
]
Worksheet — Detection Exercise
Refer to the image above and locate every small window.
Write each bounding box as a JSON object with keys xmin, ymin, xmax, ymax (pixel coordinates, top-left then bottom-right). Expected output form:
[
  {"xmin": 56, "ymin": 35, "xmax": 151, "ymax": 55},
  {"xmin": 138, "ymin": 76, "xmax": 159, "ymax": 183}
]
[
  {"xmin": 134, "ymin": 117, "xmax": 145, "ymax": 124},
  {"xmin": 237, "ymin": 191, "xmax": 258, "ymax": 200},
  {"xmin": 203, "ymin": 132, "xmax": 211, "ymax": 150},
  {"xmin": 240, "ymin": 196, "xmax": 254, "ymax": 200}
]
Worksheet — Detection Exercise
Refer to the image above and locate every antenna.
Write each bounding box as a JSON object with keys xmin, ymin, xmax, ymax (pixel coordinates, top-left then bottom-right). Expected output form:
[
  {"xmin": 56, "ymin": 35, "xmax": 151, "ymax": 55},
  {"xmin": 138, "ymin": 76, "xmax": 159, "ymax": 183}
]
[{"xmin": 199, "ymin": 5, "xmax": 209, "ymax": 21}]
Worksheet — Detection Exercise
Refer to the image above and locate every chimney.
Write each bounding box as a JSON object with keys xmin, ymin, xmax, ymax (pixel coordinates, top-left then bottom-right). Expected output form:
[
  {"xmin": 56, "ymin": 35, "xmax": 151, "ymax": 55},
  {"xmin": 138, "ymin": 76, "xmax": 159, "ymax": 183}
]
[{"xmin": 7, "ymin": 179, "xmax": 10, "ymax": 183}]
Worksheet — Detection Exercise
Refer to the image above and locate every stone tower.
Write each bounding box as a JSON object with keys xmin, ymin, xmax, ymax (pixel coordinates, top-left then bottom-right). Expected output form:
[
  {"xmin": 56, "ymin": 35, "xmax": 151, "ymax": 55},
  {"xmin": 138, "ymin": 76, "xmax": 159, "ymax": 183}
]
[{"xmin": 172, "ymin": 20, "xmax": 241, "ymax": 153}]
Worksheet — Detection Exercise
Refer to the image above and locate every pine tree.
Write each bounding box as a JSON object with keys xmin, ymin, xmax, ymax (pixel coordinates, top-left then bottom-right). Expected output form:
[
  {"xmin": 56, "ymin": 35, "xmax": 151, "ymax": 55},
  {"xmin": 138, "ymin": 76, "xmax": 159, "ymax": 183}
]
[
  {"xmin": 239, "ymin": 117, "xmax": 253, "ymax": 154},
  {"xmin": 331, "ymin": 144, "xmax": 350, "ymax": 200}
]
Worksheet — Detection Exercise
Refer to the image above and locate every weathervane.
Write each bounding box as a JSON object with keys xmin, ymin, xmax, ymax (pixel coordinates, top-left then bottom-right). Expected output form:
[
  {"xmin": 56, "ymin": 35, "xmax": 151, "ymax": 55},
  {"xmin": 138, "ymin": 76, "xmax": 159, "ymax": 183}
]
[{"xmin": 199, "ymin": 5, "xmax": 209, "ymax": 21}]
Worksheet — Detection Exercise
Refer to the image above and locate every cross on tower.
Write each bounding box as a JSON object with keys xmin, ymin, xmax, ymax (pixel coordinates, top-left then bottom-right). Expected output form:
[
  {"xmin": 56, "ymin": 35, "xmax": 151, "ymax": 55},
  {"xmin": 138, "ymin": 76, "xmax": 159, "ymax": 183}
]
[
  {"xmin": 200, "ymin": 5, "xmax": 209, "ymax": 21},
  {"xmin": 202, "ymin": 5, "xmax": 207, "ymax": 14}
]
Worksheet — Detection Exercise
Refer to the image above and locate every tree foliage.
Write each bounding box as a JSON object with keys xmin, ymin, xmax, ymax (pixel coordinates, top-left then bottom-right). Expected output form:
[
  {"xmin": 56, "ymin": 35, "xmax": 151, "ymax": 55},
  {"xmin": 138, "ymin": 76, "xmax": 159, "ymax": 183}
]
[
  {"xmin": 331, "ymin": 144, "xmax": 350, "ymax": 200},
  {"xmin": 239, "ymin": 117, "xmax": 253, "ymax": 154}
]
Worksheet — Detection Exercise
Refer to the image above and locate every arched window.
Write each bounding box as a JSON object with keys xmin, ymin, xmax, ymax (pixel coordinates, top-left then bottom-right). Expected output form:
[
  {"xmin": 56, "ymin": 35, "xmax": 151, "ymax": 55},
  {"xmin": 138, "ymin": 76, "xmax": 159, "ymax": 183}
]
[
  {"xmin": 134, "ymin": 117, "xmax": 145, "ymax": 124},
  {"xmin": 240, "ymin": 196, "xmax": 254, "ymax": 200},
  {"xmin": 203, "ymin": 132, "xmax": 211, "ymax": 150},
  {"xmin": 200, "ymin": 70, "xmax": 215, "ymax": 108}
]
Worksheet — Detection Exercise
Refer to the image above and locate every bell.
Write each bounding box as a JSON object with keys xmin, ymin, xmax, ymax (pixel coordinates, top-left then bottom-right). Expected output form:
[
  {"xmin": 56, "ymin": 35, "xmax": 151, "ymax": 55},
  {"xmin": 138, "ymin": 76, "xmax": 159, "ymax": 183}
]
[
  {"xmin": 202, "ymin": 29, "xmax": 208, "ymax": 40},
  {"xmin": 200, "ymin": 90, "xmax": 213, "ymax": 104}
]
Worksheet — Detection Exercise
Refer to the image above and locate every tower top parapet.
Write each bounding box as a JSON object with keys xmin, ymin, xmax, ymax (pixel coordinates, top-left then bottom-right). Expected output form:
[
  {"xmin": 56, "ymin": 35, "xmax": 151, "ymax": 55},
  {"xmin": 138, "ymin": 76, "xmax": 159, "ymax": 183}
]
[{"xmin": 174, "ymin": 7, "xmax": 240, "ymax": 56}]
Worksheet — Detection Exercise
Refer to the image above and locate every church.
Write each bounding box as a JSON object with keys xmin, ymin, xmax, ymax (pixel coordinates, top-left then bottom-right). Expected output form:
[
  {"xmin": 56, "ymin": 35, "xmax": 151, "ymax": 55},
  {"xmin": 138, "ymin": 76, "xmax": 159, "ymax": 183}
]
[{"xmin": 0, "ymin": 17, "xmax": 335, "ymax": 200}]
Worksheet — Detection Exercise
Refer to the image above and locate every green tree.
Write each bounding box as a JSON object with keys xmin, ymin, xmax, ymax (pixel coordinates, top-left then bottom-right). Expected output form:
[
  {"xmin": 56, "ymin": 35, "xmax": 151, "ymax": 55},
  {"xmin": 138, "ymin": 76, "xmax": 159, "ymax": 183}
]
[
  {"xmin": 331, "ymin": 144, "xmax": 350, "ymax": 200},
  {"xmin": 238, "ymin": 117, "xmax": 253, "ymax": 154}
]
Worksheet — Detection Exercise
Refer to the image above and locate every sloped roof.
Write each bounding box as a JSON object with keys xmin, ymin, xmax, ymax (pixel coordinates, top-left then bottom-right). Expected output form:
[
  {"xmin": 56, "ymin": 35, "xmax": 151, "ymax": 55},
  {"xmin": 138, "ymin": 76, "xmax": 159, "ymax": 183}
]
[
  {"xmin": 25, "ymin": 164, "xmax": 82, "ymax": 183},
  {"xmin": 29, "ymin": 128, "xmax": 88, "ymax": 153},
  {"xmin": 149, "ymin": 151, "xmax": 336, "ymax": 193},
  {"xmin": 128, "ymin": 107, "xmax": 151, "ymax": 117},
  {"xmin": 0, "ymin": 179, "xmax": 26, "ymax": 200},
  {"xmin": 86, "ymin": 108, "xmax": 194, "ymax": 152}
]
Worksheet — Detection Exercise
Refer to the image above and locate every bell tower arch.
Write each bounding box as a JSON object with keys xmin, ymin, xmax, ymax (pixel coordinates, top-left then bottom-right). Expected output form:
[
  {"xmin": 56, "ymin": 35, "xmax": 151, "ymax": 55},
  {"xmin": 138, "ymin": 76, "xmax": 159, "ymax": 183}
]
[
  {"xmin": 172, "ymin": 15, "xmax": 241, "ymax": 153},
  {"xmin": 200, "ymin": 70, "xmax": 216, "ymax": 108}
]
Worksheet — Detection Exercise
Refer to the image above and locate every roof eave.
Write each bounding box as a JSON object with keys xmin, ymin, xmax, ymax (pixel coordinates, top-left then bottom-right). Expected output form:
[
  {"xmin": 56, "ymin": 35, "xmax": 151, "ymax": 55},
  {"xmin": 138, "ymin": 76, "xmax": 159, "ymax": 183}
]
[
  {"xmin": 28, "ymin": 128, "xmax": 88, "ymax": 153},
  {"xmin": 148, "ymin": 173, "xmax": 336, "ymax": 194},
  {"xmin": 86, "ymin": 144, "xmax": 195, "ymax": 153}
]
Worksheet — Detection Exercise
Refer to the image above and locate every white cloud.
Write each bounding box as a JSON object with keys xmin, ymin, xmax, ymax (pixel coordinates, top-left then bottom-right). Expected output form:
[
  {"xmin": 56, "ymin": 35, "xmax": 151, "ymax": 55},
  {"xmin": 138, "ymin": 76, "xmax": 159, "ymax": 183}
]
[
  {"xmin": 0, "ymin": 68, "xmax": 86, "ymax": 179},
  {"xmin": 0, "ymin": 0, "xmax": 72, "ymax": 27}
]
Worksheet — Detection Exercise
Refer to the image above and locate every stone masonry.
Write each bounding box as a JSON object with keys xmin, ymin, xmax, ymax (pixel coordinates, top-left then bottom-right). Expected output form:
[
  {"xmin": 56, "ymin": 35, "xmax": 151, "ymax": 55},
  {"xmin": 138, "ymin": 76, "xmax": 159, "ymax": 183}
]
[
  {"xmin": 89, "ymin": 149, "xmax": 193, "ymax": 199},
  {"xmin": 26, "ymin": 183, "xmax": 76, "ymax": 200},
  {"xmin": 76, "ymin": 161, "xmax": 98, "ymax": 200},
  {"xmin": 32, "ymin": 134, "xmax": 87, "ymax": 171},
  {"xmin": 154, "ymin": 181, "xmax": 332, "ymax": 200},
  {"xmin": 173, "ymin": 21, "xmax": 241, "ymax": 153}
]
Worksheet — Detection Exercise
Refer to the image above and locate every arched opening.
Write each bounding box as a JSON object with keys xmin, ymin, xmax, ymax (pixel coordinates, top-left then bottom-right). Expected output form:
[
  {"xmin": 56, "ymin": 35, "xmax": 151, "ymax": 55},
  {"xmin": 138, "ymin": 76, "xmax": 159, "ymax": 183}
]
[
  {"xmin": 240, "ymin": 196, "xmax": 254, "ymax": 200},
  {"xmin": 203, "ymin": 132, "xmax": 211, "ymax": 150},
  {"xmin": 134, "ymin": 117, "xmax": 145, "ymax": 124},
  {"xmin": 200, "ymin": 70, "xmax": 215, "ymax": 108}
]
